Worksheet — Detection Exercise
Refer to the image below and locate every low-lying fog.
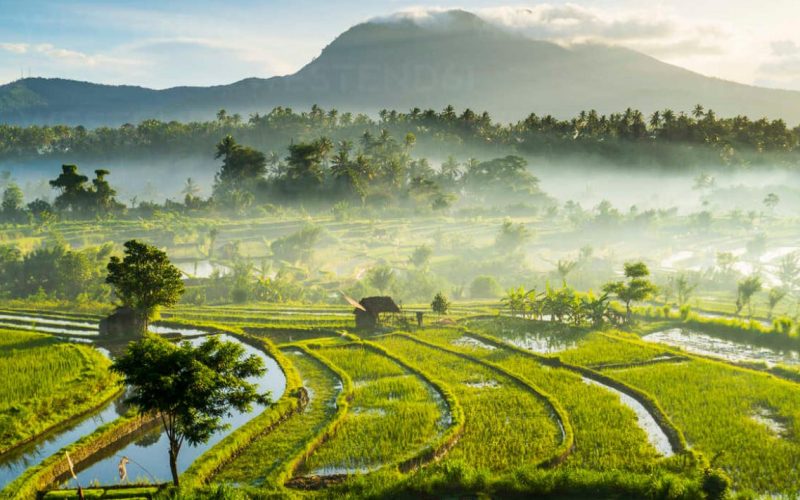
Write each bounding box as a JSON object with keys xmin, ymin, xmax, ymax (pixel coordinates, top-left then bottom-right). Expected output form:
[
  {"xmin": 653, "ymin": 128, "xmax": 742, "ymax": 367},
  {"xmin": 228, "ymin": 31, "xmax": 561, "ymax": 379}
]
[{"xmin": 5, "ymin": 156, "xmax": 800, "ymax": 216}]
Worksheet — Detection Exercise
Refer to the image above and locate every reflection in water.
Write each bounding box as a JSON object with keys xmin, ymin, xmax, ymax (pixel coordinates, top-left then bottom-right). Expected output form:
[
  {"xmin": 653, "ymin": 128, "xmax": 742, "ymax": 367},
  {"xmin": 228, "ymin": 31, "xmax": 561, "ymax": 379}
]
[
  {"xmin": 503, "ymin": 330, "xmax": 581, "ymax": 354},
  {"xmin": 643, "ymin": 328, "xmax": 800, "ymax": 367}
]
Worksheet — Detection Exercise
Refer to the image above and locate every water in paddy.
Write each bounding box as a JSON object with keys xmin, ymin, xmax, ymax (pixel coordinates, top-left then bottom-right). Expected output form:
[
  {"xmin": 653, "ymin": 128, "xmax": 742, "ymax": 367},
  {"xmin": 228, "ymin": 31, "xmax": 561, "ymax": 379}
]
[
  {"xmin": 503, "ymin": 329, "xmax": 582, "ymax": 354},
  {"xmin": 582, "ymin": 378, "xmax": 675, "ymax": 457},
  {"xmin": 0, "ymin": 352, "xmax": 124, "ymax": 490},
  {"xmin": 643, "ymin": 328, "xmax": 800, "ymax": 367},
  {"xmin": 68, "ymin": 334, "xmax": 286, "ymax": 486}
]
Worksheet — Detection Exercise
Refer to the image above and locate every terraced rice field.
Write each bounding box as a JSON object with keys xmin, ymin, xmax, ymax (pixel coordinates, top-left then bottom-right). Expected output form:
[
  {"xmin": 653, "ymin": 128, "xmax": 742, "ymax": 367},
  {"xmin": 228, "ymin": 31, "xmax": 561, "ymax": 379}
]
[{"xmin": 2, "ymin": 307, "xmax": 800, "ymax": 497}]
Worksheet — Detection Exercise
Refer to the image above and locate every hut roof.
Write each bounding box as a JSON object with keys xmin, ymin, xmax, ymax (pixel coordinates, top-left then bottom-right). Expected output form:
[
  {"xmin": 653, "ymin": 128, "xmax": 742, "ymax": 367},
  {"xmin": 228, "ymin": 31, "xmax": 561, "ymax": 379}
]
[{"xmin": 359, "ymin": 296, "xmax": 401, "ymax": 314}]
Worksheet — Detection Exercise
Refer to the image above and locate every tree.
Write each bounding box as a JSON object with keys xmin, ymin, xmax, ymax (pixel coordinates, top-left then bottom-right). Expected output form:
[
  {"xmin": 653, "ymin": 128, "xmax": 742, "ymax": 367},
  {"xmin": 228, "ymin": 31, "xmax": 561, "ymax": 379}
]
[
  {"xmin": 90, "ymin": 169, "xmax": 124, "ymax": 215},
  {"xmin": 496, "ymin": 220, "xmax": 530, "ymax": 251},
  {"xmin": 777, "ymin": 252, "xmax": 800, "ymax": 291},
  {"xmin": 367, "ymin": 265, "xmax": 395, "ymax": 294},
  {"xmin": 213, "ymin": 135, "xmax": 267, "ymax": 209},
  {"xmin": 106, "ymin": 240, "xmax": 185, "ymax": 335},
  {"xmin": 431, "ymin": 292, "xmax": 450, "ymax": 316},
  {"xmin": 470, "ymin": 275, "xmax": 501, "ymax": 299},
  {"xmin": 603, "ymin": 262, "xmax": 657, "ymax": 321},
  {"xmin": 763, "ymin": 192, "xmax": 780, "ymax": 212},
  {"xmin": 409, "ymin": 245, "xmax": 433, "ymax": 268},
  {"xmin": 767, "ymin": 287, "xmax": 787, "ymax": 319},
  {"xmin": 735, "ymin": 275, "xmax": 762, "ymax": 317},
  {"xmin": 112, "ymin": 334, "xmax": 268, "ymax": 486},
  {"xmin": 673, "ymin": 273, "xmax": 697, "ymax": 307},
  {"xmin": 1, "ymin": 183, "xmax": 25, "ymax": 223},
  {"xmin": 49, "ymin": 164, "xmax": 89, "ymax": 215}
]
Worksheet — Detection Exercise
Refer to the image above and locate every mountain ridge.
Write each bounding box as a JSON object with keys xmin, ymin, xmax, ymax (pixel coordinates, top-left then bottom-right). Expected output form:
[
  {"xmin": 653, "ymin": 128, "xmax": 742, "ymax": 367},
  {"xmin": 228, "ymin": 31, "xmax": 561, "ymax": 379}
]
[{"xmin": 3, "ymin": 10, "xmax": 800, "ymax": 126}]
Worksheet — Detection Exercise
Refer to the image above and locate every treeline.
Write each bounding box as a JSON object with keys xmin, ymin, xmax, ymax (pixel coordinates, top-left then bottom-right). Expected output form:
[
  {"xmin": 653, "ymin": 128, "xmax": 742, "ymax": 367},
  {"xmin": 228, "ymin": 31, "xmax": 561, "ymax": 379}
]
[
  {"xmin": 0, "ymin": 241, "xmax": 111, "ymax": 301},
  {"xmin": 1, "ymin": 105, "xmax": 798, "ymax": 167},
  {"xmin": 0, "ymin": 130, "xmax": 547, "ymax": 221}
]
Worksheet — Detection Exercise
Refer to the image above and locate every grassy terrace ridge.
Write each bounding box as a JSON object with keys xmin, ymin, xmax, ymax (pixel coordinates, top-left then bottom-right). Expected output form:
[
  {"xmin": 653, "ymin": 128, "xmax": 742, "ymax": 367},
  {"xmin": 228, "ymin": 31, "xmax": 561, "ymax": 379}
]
[
  {"xmin": 0, "ymin": 328, "xmax": 117, "ymax": 455},
  {"xmin": 373, "ymin": 334, "xmax": 564, "ymax": 472},
  {"xmin": 215, "ymin": 347, "xmax": 342, "ymax": 487},
  {"xmin": 414, "ymin": 328, "xmax": 668, "ymax": 471},
  {"xmin": 613, "ymin": 357, "xmax": 800, "ymax": 494},
  {"xmin": 180, "ymin": 325, "xmax": 303, "ymax": 489},
  {"xmin": 293, "ymin": 344, "xmax": 446, "ymax": 477}
]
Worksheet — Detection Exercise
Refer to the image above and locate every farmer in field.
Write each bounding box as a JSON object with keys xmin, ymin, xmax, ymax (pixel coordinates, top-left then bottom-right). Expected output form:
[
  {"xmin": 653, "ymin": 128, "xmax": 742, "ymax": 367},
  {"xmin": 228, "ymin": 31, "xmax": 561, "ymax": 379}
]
[{"xmin": 118, "ymin": 456, "xmax": 129, "ymax": 483}]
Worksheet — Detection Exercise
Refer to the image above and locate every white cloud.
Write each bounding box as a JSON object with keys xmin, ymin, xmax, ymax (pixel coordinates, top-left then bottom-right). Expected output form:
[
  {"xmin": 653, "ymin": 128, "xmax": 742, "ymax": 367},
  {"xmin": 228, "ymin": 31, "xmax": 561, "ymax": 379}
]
[{"xmin": 0, "ymin": 43, "xmax": 29, "ymax": 54}]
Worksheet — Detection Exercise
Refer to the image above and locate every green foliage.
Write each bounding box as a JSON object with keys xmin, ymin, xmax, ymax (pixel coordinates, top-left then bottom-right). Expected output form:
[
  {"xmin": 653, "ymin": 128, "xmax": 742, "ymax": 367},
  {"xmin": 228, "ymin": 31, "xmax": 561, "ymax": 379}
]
[
  {"xmin": 106, "ymin": 240, "xmax": 185, "ymax": 332},
  {"xmin": 431, "ymin": 292, "xmax": 450, "ymax": 315},
  {"xmin": 270, "ymin": 225, "xmax": 321, "ymax": 264},
  {"xmin": 604, "ymin": 261, "xmax": 657, "ymax": 320},
  {"xmin": 112, "ymin": 334, "xmax": 269, "ymax": 485},
  {"xmin": 0, "ymin": 242, "xmax": 112, "ymax": 300},
  {"xmin": 470, "ymin": 275, "xmax": 501, "ymax": 299},
  {"xmin": 735, "ymin": 275, "xmax": 762, "ymax": 317},
  {"xmin": 495, "ymin": 219, "xmax": 530, "ymax": 251},
  {"xmin": 48, "ymin": 165, "xmax": 124, "ymax": 218},
  {"xmin": 366, "ymin": 265, "xmax": 395, "ymax": 294}
]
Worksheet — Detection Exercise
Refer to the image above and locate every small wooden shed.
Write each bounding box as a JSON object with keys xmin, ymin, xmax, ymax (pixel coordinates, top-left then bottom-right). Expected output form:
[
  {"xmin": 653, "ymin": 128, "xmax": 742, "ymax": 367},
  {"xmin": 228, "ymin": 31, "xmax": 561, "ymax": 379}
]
[{"xmin": 354, "ymin": 296, "xmax": 401, "ymax": 329}]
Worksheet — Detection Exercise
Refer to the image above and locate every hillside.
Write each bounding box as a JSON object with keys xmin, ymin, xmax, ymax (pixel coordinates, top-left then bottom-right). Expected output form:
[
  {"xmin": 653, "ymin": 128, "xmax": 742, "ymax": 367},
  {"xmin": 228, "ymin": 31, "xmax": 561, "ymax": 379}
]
[{"xmin": 3, "ymin": 10, "xmax": 800, "ymax": 126}]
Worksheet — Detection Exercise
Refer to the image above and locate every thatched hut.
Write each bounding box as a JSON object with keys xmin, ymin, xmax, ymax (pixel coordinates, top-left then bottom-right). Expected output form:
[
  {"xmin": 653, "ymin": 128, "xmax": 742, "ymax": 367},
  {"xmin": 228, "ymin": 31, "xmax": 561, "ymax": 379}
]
[{"xmin": 354, "ymin": 296, "xmax": 401, "ymax": 329}]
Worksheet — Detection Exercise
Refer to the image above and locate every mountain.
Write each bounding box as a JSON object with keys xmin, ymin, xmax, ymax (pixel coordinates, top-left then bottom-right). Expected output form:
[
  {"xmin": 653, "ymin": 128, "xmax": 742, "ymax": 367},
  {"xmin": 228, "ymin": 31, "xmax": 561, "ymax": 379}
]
[{"xmin": 3, "ymin": 10, "xmax": 800, "ymax": 126}]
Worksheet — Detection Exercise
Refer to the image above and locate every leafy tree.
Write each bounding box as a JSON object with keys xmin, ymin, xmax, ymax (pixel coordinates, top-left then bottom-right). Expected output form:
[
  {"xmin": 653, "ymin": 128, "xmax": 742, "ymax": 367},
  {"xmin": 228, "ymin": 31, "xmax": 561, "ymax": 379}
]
[
  {"xmin": 49, "ymin": 164, "xmax": 89, "ymax": 215},
  {"xmin": 90, "ymin": 169, "xmax": 124, "ymax": 215},
  {"xmin": 112, "ymin": 334, "xmax": 268, "ymax": 486},
  {"xmin": 431, "ymin": 292, "xmax": 450, "ymax": 315},
  {"xmin": 213, "ymin": 135, "xmax": 267, "ymax": 210},
  {"xmin": 767, "ymin": 287, "xmax": 787, "ymax": 319},
  {"xmin": 367, "ymin": 265, "xmax": 395, "ymax": 294},
  {"xmin": 105, "ymin": 240, "xmax": 185, "ymax": 335},
  {"xmin": 603, "ymin": 262, "xmax": 657, "ymax": 321},
  {"xmin": 496, "ymin": 220, "xmax": 530, "ymax": 251},
  {"xmin": 763, "ymin": 192, "xmax": 780, "ymax": 212},
  {"xmin": 409, "ymin": 245, "xmax": 433, "ymax": 268},
  {"xmin": 270, "ymin": 225, "xmax": 322, "ymax": 264},
  {"xmin": 735, "ymin": 275, "xmax": 762, "ymax": 317},
  {"xmin": 1, "ymin": 183, "xmax": 24, "ymax": 223},
  {"xmin": 470, "ymin": 275, "xmax": 501, "ymax": 299},
  {"xmin": 27, "ymin": 198, "xmax": 54, "ymax": 224},
  {"xmin": 673, "ymin": 273, "xmax": 697, "ymax": 307}
]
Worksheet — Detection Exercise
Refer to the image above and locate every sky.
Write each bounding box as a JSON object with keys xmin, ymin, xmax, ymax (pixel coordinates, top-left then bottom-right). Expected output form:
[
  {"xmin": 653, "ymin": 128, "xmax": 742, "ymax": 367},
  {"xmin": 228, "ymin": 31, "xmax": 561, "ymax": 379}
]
[{"xmin": 1, "ymin": 0, "xmax": 799, "ymax": 91}]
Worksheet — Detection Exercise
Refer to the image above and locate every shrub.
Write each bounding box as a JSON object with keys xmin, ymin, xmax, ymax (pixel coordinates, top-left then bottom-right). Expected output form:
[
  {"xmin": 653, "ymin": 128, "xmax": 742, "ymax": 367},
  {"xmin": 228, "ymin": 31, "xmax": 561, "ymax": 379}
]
[
  {"xmin": 470, "ymin": 276, "xmax": 501, "ymax": 299},
  {"xmin": 701, "ymin": 468, "xmax": 731, "ymax": 500}
]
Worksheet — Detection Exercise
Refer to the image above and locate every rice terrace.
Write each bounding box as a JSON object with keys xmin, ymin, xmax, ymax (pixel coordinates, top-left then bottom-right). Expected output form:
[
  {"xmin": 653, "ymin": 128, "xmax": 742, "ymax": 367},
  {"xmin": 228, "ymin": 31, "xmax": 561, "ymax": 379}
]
[{"xmin": 1, "ymin": 1, "xmax": 800, "ymax": 499}]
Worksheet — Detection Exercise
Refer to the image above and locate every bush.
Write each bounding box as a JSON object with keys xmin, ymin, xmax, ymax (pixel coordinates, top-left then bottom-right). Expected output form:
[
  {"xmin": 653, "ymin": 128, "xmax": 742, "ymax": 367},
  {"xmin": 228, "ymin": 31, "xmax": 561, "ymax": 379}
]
[
  {"xmin": 470, "ymin": 275, "xmax": 501, "ymax": 299},
  {"xmin": 701, "ymin": 468, "xmax": 731, "ymax": 500}
]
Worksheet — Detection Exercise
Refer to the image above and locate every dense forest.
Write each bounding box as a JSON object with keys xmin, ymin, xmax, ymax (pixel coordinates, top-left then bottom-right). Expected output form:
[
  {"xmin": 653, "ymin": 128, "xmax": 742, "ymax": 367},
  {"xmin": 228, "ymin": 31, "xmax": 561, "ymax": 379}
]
[{"xmin": 1, "ymin": 105, "xmax": 799, "ymax": 168}]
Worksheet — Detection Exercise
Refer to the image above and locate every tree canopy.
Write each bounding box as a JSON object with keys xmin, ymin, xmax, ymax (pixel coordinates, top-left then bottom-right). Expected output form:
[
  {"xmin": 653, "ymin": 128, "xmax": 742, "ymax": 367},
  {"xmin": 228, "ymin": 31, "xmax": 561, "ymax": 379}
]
[
  {"xmin": 112, "ymin": 334, "xmax": 269, "ymax": 486},
  {"xmin": 105, "ymin": 239, "xmax": 185, "ymax": 334}
]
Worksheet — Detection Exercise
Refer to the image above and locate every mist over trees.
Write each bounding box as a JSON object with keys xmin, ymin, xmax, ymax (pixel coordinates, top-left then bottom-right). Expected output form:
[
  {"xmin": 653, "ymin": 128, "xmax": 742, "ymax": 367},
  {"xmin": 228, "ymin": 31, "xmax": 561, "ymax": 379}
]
[{"xmin": 1, "ymin": 104, "xmax": 799, "ymax": 169}]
